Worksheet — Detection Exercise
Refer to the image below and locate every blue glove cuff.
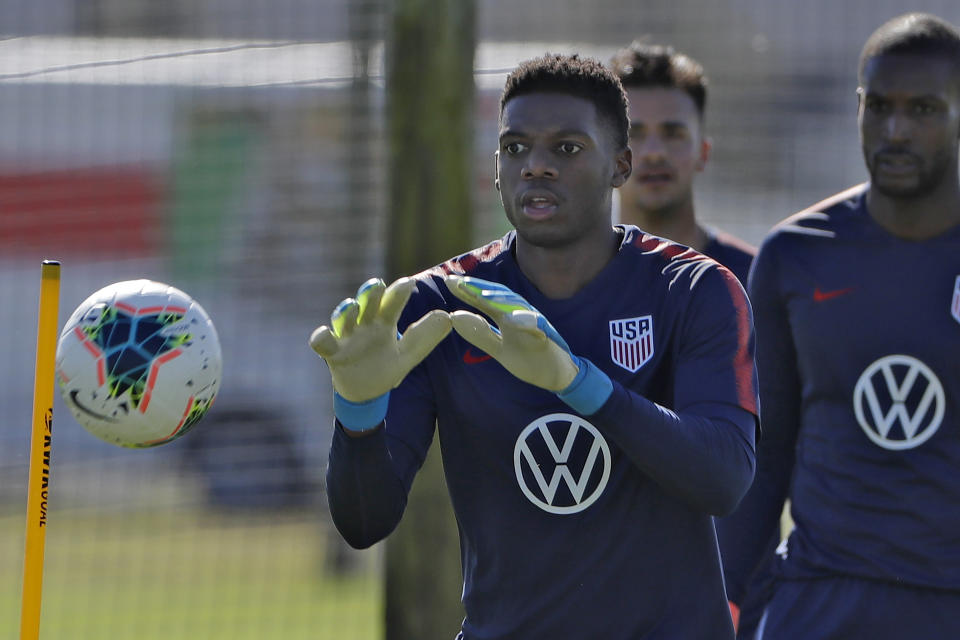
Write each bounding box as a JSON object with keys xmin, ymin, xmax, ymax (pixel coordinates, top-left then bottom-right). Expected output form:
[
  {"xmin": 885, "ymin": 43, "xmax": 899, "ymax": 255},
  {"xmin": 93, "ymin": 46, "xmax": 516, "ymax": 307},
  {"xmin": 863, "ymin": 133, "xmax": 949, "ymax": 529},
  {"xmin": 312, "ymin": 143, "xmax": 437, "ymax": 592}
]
[
  {"xmin": 333, "ymin": 391, "xmax": 390, "ymax": 432},
  {"xmin": 556, "ymin": 357, "xmax": 613, "ymax": 416}
]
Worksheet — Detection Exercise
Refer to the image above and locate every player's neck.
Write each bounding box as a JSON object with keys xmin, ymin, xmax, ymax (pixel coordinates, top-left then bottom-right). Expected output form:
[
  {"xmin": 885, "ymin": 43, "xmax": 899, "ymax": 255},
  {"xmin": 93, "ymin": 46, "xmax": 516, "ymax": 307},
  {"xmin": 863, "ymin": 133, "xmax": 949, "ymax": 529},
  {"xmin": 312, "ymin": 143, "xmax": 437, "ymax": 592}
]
[
  {"xmin": 867, "ymin": 178, "xmax": 960, "ymax": 240},
  {"xmin": 621, "ymin": 202, "xmax": 707, "ymax": 251},
  {"xmin": 514, "ymin": 228, "xmax": 621, "ymax": 299}
]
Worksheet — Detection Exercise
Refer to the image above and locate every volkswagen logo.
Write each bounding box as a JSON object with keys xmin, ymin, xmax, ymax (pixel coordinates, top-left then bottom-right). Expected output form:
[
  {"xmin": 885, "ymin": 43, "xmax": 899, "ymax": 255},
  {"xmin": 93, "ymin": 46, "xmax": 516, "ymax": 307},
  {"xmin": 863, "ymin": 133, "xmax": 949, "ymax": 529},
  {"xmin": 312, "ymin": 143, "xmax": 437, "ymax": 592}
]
[
  {"xmin": 514, "ymin": 413, "xmax": 611, "ymax": 514},
  {"xmin": 853, "ymin": 354, "xmax": 945, "ymax": 450}
]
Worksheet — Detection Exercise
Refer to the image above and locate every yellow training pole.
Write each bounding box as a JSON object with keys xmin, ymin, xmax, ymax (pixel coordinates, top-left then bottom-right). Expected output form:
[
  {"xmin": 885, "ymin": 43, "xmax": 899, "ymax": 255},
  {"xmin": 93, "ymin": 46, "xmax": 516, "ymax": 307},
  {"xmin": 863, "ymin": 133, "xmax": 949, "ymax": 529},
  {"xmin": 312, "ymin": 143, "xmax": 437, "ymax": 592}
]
[{"xmin": 20, "ymin": 260, "xmax": 61, "ymax": 640}]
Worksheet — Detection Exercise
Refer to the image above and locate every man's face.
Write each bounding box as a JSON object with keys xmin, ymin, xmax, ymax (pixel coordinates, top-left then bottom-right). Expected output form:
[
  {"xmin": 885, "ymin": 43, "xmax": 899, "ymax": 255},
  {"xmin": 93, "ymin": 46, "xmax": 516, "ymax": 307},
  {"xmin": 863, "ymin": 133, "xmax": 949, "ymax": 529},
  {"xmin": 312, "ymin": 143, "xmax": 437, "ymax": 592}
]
[
  {"xmin": 496, "ymin": 92, "xmax": 631, "ymax": 248},
  {"xmin": 859, "ymin": 53, "xmax": 960, "ymax": 199},
  {"xmin": 618, "ymin": 87, "xmax": 709, "ymax": 217}
]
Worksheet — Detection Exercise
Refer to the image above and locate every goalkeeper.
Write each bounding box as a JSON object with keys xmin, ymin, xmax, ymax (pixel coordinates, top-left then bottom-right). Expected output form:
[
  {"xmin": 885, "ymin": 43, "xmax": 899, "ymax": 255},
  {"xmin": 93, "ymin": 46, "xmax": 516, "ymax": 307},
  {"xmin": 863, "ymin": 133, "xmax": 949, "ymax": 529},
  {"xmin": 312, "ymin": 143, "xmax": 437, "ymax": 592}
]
[{"xmin": 311, "ymin": 54, "xmax": 759, "ymax": 639}]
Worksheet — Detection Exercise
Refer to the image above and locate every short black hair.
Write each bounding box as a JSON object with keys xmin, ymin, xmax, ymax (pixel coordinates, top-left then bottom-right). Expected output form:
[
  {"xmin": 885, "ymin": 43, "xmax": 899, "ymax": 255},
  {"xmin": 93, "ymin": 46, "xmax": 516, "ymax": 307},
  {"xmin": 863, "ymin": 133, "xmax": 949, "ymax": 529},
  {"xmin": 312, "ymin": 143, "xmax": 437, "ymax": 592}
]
[
  {"xmin": 500, "ymin": 53, "xmax": 630, "ymax": 148},
  {"xmin": 859, "ymin": 13, "xmax": 960, "ymax": 83},
  {"xmin": 609, "ymin": 42, "xmax": 707, "ymax": 117}
]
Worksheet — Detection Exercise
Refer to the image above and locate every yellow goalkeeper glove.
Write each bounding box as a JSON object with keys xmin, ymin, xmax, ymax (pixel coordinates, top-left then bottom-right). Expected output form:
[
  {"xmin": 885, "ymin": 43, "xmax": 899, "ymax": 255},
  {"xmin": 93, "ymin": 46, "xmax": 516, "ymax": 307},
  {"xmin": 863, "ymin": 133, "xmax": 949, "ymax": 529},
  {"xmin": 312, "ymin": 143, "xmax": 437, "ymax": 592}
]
[
  {"xmin": 445, "ymin": 275, "xmax": 612, "ymax": 414},
  {"xmin": 310, "ymin": 277, "xmax": 451, "ymax": 430}
]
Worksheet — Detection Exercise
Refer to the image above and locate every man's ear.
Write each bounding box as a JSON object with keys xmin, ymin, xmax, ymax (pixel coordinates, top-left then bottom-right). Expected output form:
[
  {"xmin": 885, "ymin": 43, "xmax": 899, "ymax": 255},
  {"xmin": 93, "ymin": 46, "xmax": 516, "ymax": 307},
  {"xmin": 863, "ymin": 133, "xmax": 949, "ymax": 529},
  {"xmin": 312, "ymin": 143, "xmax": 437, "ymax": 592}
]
[
  {"xmin": 611, "ymin": 147, "xmax": 632, "ymax": 188},
  {"xmin": 494, "ymin": 150, "xmax": 500, "ymax": 191},
  {"xmin": 696, "ymin": 137, "xmax": 712, "ymax": 172}
]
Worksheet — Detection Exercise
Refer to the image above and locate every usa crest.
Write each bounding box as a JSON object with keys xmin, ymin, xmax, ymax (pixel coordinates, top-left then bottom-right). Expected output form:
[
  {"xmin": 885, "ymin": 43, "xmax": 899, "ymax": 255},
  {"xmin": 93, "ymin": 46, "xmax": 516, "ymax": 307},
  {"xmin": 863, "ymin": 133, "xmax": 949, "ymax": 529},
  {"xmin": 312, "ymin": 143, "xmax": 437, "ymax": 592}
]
[
  {"xmin": 609, "ymin": 316, "xmax": 654, "ymax": 372},
  {"xmin": 952, "ymin": 275, "xmax": 960, "ymax": 325}
]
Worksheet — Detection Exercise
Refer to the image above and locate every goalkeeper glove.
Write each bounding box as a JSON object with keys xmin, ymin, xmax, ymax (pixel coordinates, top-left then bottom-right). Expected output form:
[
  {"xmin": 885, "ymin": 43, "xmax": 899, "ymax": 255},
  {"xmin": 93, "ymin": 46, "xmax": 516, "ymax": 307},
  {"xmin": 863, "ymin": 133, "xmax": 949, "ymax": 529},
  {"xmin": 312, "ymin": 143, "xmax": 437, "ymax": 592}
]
[
  {"xmin": 310, "ymin": 277, "xmax": 451, "ymax": 431},
  {"xmin": 445, "ymin": 275, "xmax": 612, "ymax": 415}
]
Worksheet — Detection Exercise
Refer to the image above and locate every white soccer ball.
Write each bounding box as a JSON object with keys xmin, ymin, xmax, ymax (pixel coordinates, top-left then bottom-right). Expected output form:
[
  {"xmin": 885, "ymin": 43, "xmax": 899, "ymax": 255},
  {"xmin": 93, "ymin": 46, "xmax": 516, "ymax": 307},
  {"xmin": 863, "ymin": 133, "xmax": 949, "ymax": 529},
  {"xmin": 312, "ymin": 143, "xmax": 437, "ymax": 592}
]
[{"xmin": 55, "ymin": 280, "xmax": 222, "ymax": 448}]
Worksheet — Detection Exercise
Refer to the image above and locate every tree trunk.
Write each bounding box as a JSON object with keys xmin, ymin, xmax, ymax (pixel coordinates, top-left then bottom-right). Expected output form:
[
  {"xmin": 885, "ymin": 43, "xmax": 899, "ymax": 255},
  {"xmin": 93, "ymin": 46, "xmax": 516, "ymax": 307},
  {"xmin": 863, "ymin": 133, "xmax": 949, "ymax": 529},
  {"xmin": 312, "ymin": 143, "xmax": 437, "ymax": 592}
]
[{"xmin": 384, "ymin": 0, "xmax": 475, "ymax": 638}]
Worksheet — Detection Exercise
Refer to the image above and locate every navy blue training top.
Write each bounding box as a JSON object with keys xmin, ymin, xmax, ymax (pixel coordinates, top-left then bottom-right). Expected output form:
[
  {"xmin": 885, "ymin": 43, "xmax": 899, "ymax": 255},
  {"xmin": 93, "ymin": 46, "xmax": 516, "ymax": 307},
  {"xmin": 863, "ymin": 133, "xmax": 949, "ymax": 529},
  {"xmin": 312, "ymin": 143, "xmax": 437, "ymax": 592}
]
[
  {"xmin": 701, "ymin": 228, "xmax": 756, "ymax": 287},
  {"xmin": 327, "ymin": 225, "xmax": 760, "ymax": 639},
  {"xmin": 718, "ymin": 184, "xmax": 960, "ymax": 601}
]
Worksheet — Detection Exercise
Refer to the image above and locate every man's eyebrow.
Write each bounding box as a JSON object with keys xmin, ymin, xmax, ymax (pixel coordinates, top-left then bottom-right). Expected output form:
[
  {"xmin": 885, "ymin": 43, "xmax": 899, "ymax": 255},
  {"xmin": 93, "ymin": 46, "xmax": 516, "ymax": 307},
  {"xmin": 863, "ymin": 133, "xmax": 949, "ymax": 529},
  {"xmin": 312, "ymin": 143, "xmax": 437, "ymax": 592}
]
[
  {"xmin": 862, "ymin": 90, "xmax": 948, "ymax": 101},
  {"xmin": 908, "ymin": 93, "xmax": 950, "ymax": 102},
  {"xmin": 630, "ymin": 119, "xmax": 689, "ymax": 128}
]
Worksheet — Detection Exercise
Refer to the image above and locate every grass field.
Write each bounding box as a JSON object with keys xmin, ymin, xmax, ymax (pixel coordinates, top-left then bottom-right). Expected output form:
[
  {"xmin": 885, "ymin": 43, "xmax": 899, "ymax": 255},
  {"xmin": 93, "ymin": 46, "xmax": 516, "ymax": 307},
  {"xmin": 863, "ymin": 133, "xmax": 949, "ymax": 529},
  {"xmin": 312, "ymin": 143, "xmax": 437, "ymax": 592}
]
[{"xmin": 0, "ymin": 508, "xmax": 382, "ymax": 639}]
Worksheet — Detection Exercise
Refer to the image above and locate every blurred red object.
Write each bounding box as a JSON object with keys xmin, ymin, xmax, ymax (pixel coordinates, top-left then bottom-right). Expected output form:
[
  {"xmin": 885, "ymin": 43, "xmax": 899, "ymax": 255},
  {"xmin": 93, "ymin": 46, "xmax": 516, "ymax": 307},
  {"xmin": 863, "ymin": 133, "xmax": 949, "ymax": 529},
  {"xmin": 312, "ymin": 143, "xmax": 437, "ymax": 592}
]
[{"xmin": 0, "ymin": 167, "xmax": 162, "ymax": 258}]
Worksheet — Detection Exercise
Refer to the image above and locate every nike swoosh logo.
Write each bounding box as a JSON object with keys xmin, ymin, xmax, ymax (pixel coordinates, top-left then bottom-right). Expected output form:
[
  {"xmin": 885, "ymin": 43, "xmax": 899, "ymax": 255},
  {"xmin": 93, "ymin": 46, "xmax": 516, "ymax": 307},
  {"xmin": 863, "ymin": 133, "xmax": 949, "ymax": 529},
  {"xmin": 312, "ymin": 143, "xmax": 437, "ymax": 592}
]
[
  {"xmin": 813, "ymin": 286, "xmax": 854, "ymax": 302},
  {"xmin": 69, "ymin": 389, "xmax": 120, "ymax": 422},
  {"xmin": 463, "ymin": 348, "xmax": 493, "ymax": 364}
]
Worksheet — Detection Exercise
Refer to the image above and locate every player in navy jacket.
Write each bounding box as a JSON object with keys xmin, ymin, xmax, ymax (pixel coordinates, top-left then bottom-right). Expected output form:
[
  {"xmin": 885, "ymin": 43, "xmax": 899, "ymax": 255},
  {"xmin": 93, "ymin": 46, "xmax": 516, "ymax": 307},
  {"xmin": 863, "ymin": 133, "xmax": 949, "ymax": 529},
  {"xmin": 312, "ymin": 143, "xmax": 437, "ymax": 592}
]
[
  {"xmin": 610, "ymin": 42, "xmax": 755, "ymax": 287},
  {"xmin": 609, "ymin": 42, "xmax": 768, "ymax": 637},
  {"xmin": 717, "ymin": 13, "xmax": 960, "ymax": 639},
  {"xmin": 314, "ymin": 54, "xmax": 759, "ymax": 639}
]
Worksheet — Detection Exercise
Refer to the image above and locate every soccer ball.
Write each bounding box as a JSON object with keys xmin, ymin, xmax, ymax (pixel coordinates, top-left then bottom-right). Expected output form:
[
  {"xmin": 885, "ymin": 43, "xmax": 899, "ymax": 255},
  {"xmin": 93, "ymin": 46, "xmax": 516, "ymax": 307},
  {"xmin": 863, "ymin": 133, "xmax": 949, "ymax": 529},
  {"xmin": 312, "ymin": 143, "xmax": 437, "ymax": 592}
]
[{"xmin": 55, "ymin": 279, "xmax": 222, "ymax": 448}]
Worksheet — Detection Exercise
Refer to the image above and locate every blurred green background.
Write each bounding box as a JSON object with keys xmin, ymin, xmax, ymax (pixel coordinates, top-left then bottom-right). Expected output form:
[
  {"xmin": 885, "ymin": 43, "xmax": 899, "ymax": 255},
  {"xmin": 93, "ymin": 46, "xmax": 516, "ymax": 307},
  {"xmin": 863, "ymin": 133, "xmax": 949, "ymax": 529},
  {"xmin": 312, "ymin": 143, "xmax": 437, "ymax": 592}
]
[{"xmin": 1, "ymin": 510, "xmax": 380, "ymax": 639}]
